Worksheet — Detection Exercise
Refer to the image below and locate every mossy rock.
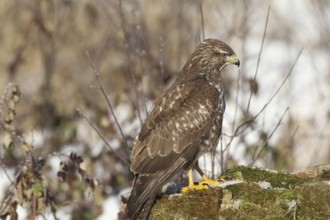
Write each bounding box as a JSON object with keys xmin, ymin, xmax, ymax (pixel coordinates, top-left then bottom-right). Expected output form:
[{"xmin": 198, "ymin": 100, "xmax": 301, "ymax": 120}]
[
  {"xmin": 150, "ymin": 188, "xmax": 223, "ymax": 219},
  {"xmin": 149, "ymin": 165, "xmax": 330, "ymax": 219}
]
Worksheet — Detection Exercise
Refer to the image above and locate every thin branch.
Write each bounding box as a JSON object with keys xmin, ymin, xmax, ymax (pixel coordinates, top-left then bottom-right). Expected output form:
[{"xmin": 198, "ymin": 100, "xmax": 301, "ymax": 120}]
[
  {"xmin": 232, "ymin": 68, "xmax": 242, "ymax": 133},
  {"xmin": 0, "ymin": 163, "xmax": 14, "ymax": 184},
  {"xmin": 137, "ymin": 56, "xmax": 148, "ymax": 119},
  {"xmin": 159, "ymin": 36, "xmax": 165, "ymax": 92},
  {"xmin": 225, "ymin": 47, "xmax": 304, "ymax": 150},
  {"xmin": 289, "ymin": 126, "xmax": 299, "ymax": 148},
  {"xmin": 221, "ymin": 6, "xmax": 271, "ymax": 170},
  {"xmin": 253, "ymin": 48, "xmax": 304, "ymax": 120},
  {"xmin": 250, "ymin": 108, "xmax": 289, "ymax": 166},
  {"xmin": 199, "ymin": 0, "xmax": 205, "ymax": 41},
  {"xmin": 77, "ymin": 108, "xmax": 130, "ymax": 167},
  {"xmin": 220, "ymin": 139, "xmax": 225, "ymax": 173},
  {"xmin": 278, "ymin": 125, "xmax": 299, "ymax": 169},
  {"xmin": 117, "ymin": 0, "xmax": 144, "ymax": 126},
  {"xmin": 246, "ymin": 6, "xmax": 271, "ymax": 112},
  {"xmin": 85, "ymin": 51, "xmax": 130, "ymax": 151}
]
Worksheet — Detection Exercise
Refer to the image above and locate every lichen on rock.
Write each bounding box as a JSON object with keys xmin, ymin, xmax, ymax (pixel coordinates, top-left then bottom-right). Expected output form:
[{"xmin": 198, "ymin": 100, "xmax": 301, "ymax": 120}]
[{"xmin": 149, "ymin": 165, "xmax": 330, "ymax": 219}]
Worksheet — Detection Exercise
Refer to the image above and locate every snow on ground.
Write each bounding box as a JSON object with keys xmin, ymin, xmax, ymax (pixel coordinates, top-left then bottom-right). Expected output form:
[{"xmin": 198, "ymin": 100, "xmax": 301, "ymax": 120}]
[
  {"xmin": 0, "ymin": 168, "xmax": 28, "ymax": 220},
  {"xmin": 96, "ymin": 196, "xmax": 120, "ymax": 220},
  {"xmin": 97, "ymin": 188, "xmax": 131, "ymax": 220},
  {"xmin": 0, "ymin": 168, "xmax": 13, "ymax": 202}
]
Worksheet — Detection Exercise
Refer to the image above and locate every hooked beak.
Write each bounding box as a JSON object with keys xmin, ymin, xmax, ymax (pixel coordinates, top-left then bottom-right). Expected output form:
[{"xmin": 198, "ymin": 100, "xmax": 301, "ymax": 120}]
[{"xmin": 225, "ymin": 55, "xmax": 240, "ymax": 67}]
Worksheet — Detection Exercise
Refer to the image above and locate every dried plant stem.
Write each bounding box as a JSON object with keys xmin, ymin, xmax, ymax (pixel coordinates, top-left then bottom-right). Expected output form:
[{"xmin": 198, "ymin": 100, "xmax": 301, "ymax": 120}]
[
  {"xmin": 117, "ymin": 0, "xmax": 144, "ymax": 126},
  {"xmin": 85, "ymin": 51, "xmax": 130, "ymax": 151},
  {"xmin": 77, "ymin": 108, "xmax": 130, "ymax": 167},
  {"xmin": 250, "ymin": 107, "xmax": 289, "ymax": 165},
  {"xmin": 199, "ymin": 0, "xmax": 205, "ymax": 41},
  {"xmin": 246, "ymin": 6, "xmax": 271, "ymax": 112},
  {"xmin": 225, "ymin": 48, "xmax": 303, "ymax": 147}
]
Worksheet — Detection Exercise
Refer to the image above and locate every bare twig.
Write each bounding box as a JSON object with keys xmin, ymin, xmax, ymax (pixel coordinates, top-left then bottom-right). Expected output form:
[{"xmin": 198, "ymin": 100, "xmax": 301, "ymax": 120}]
[
  {"xmin": 199, "ymin": 0, "xmax": 205, "ymax": 41},
  {"xmin": 0, "ymin": 163, "xmax": 14, "ymax": 184},
  {"xmin": 254, "ymin": 48, "xmax": 303, "ymax": 119},
  {"xmin": 250, "ymin": 108, "xmax": 289, "ymax": 166},
  {"xmin": 289, "ymin": 126, "xmax": 299, "ymax": 149},
  {"xmin": 246, "ymin": 6, "xmax": 271, "ymax": 112},
  {"xmin": 85, "ymin": 51, "xmax": 130, "ymax": 151},
  {"xmin": 159, "ymin": 36, "xmax": 165, "ymax": 92},
  {"xmin": 77, "ymin": 108, "xmax": 130, "ymax": 167},
  {"xmin": 117, "ymin": 0, "xmax": 144, "ymax": 126},
  {"xmin": 224, "ymin": 47, "xmax": 303, "ymax": 151},
  {"xmin": 275, "ymin": 125, "xmax": 299, "ymax": 169},
  {"xmin": 232, "ymin": 68, "xmax": 242, "ymax": 134}
]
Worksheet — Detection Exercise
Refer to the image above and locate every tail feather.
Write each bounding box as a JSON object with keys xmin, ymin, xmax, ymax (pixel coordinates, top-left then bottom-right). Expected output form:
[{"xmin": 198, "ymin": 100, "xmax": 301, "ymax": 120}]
[
  {"xmin": 126, "ymin": 190, "xmax": 157, "ymax": 220},
  {"xmin": 126, "ymin": 154, "xmax": 191, "ymax": 219},
  {"xmin": 137, "ymin": 195, "xmax": 157, "ymax": 219},
  {"xmin": 126, "ymin": 175, "xmax": 159, "ymax": 220}
]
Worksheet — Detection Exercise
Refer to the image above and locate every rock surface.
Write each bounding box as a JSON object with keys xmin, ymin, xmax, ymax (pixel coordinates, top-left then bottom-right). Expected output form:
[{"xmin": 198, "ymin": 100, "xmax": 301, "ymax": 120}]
[{"xmin": 149, "ymin": 165, "xmax": 330, "ymax": 219}]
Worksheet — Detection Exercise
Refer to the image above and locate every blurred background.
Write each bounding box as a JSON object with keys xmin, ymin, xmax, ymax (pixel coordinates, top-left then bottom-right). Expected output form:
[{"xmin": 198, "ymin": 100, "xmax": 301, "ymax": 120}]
[{"xmin": 0, "ymin": 0, "xmax": 329, "ymax": 219}]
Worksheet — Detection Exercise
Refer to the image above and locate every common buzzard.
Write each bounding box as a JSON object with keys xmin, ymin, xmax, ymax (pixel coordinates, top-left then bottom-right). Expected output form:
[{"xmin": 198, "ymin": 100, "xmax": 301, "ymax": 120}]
[{"xmin": 126, "ymin": 38, "xmax": 240, "ymax": 219}]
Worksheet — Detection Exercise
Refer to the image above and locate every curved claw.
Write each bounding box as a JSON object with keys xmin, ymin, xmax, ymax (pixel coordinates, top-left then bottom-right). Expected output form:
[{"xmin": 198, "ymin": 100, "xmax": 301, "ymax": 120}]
[
  {"xmin": 201, "ymin": 175, "xmax": 223, "ymax": 186},
  {"xmin": 181, "ymin": 170, "xmax": 223, "ymax": 192}
]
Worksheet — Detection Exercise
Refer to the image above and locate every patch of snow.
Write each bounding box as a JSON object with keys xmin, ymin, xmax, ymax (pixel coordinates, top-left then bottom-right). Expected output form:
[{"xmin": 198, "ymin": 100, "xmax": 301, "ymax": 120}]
[
  {"xmin": 89, "ymin": 140, "xmax": 104, "ymax": 156},
  {"xmin": 233, "ymin": 199, "xmax": 242, "ymax": 209},
  {"xmin": 220, "ymin": 180, "xmax": 244, "ymax": 188},
  {"xmin": 96, "ymin": 187, "xmax": 131, "ymax": 220},
  {"xmin": 169, "ymin": 193, "xmax": 182, "ymax": 198},
  {"xmin": 46, "ymin": 156, "xmax": 62, "ymax": 178},
  {"xmin": 110, "ymin": 102, "xmax": 141, "ymax": 137},
  {"xmin": 23, "ymin": 130, "xmax": 46, "ymax": 149},
  {"xmin": 96, "ymin": 196, "xmax": 120, "ymax": 220},
  {"xmin": 285, "ymin": 200, "xmax": 298, "ymax": 216},
  {"xmin": 45, "ymin": 206, "xmax": 72, "ymax": 220},
  {"xmin": 107, "ymin": 138, "xmax": 121, "ymax": 151},
  {"xmin": 76, "ymin": 120, "xmax": 100, "ymax": 147},
  {"xmin": 258, "ymin": 181, "xmax": 272, "ymax": 189},
  {"xmin": 61, "ymin": 143, "xmax": 84, "ymax": 155},
  {"xmin": 16, "ymin": 205, "xmax": 28, "ymax": 220}
]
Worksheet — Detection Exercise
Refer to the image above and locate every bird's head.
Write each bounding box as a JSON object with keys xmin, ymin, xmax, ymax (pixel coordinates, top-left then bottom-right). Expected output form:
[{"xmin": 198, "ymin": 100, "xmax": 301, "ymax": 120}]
[{"xmin": 182, "ymin": 38, "xmax": 240, "ymax": 77}]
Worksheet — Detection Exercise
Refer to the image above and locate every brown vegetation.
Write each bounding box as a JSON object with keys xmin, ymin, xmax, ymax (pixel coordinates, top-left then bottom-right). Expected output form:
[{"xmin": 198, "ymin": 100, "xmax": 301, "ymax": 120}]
[{"xmin": 0, "ymin": 0, "xmax": 329, "ymax": 219}]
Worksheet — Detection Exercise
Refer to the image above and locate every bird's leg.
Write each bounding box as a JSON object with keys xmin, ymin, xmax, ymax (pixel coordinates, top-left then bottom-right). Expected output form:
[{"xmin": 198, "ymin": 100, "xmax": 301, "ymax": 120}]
[
  {"xmin": 194, "ymin": 162, "xmax": 222, "ymax": 186},
  {"xmin": 181, "ymin": 162, "xmax": 223, "ymax": 192},
  {"xmin": 186, "ymin": 169, "xmax": 195, "ymax": 189},
  {"xmin": 181, "ymin": 169, "xmax": 209, "ymax": 192}
]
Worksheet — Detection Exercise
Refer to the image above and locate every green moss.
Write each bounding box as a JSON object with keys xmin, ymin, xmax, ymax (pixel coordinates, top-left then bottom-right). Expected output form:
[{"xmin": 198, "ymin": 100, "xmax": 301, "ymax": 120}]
[
  {"xmin": 221, "ymin": 165, "xmax": 305, "ymax": 188},
  {"xmin": 149, "ymin": 165, "xmax": 330, "ymax": 219},
  {"xmin": 150, "ymin": 188, "xmax": 222, "ymax": 220},
  {"xmin": 298, "ymin": 184, "xmax": 330, "ymax": 219},
  {"xmin": 221, "ymin": 182, "xmax": 299, "ymax": 219}
]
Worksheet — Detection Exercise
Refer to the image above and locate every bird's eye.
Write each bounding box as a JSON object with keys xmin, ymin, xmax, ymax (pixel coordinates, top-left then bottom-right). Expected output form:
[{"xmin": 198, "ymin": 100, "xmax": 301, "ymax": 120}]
[
  {"xmin": 214, "ymin": 51, "xmax": 227, "ymax": 57},
  {"xmin": 219, "ymin": 53, "xmax": 228, "ymax": 58}
]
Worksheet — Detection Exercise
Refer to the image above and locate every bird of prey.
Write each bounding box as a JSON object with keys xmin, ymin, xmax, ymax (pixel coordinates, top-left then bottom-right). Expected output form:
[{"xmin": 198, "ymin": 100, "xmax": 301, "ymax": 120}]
[{"xmin": 126, "ymin": 38, "xmax": 240, "ymax": 220}]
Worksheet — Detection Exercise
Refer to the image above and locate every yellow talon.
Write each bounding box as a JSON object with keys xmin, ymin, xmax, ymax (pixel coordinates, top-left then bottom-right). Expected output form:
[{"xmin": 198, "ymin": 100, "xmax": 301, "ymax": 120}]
[
  {"xmin": 181, "ymin": 184, "xmax": 209, "ymax": 192},
  {"xmin": 201, "ymin": 175, "xmax": 223, "ymax": 186},
  {"xmin": 181, "ymin": 170, "xmax": 223, "ymax": 192}
]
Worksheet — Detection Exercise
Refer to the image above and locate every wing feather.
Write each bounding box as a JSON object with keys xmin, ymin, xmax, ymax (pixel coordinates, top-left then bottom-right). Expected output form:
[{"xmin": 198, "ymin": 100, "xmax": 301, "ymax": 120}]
[{"xmin": 130, "ymin": 77, "xmax": 219, "ymax": 174}]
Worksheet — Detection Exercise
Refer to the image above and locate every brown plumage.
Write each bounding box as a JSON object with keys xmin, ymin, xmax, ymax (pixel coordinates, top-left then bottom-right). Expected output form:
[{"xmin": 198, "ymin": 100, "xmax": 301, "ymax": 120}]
[{"xmin": 126, "ymin": 38, "xmax": 240, "ymax": 220}]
